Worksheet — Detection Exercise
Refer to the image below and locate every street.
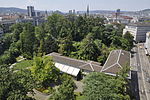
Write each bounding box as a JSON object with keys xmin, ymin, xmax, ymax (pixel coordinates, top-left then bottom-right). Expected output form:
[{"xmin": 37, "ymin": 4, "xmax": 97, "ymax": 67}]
[{"xmin": 131, "ymin": 43, "xmax": 150, "ymax": 100}]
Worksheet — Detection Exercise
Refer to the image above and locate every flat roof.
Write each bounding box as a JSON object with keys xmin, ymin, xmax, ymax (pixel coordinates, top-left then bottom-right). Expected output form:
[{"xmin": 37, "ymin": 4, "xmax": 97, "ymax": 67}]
[
  {"xmin": 55, "ymin": 62, "xmax": 80, "ymax": 76},
  {"xmin": 127, "ymin": 22, "xmax": 150, "ymax": 27}
]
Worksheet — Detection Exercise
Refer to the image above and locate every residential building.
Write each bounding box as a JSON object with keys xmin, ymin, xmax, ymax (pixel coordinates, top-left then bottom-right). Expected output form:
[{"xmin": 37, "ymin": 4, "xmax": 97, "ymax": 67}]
[
  {"xmin": 36, "ymin": 12, "xmax": 41, "ymax": 17},
  {"xmin": 0, "ymin": 20, "xmax": 16, "ymax": 33},
  {"xmin": 106, "ymin": 15, "xmax": 133, "ymax": 24},
  {"xmin": 16, "ymin": 17, "xmax": 46, "ymax": 26},
  {"xmin": 131, "ymin": 17, "xmax": 150, "ymax": 23},
  {"xmin": 123, "ymin": 23, "xmax": 150, "ymax": 42}
]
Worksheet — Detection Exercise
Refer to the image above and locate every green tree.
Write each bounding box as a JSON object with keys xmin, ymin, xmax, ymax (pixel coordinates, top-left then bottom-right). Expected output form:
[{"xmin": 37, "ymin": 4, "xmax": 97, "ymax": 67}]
[
  {"xmin": 0, "ymin": 50, "xmax": 16, "ymax": 65},
  {"xmin": 111, "ymin": 36, "xmax": 123, "ymax": 47},
  {"xmin": 0, "ymin": 65, "xmax": 36, "ymax": 100},
  {"xmin": 30, "ymin": 56, "xmax": 60, "ymax": 88},
  {"xmin": 44, "ymin": 35, "xmax": 58, "ymax": 54},
  {"xmin": 10, "ymin": 23, "xmax": 23, "ymax": 42},
  {"xmin": 58, "ymin": 36, "xmax": 74, "ymax": 56},
  {"xmin": 46, "ymin": 14, "xmax": 66, "ymax": 38},
  {"xmin": 50, "ymin": 74, "xmax": 75, "ymax": 100},
  {"xmin": 78, "ymin": 33, "xmax": 99, "ymax": 61},
  {"xmin": 35, "ymin": 25, "xmax": 46, "ymax": 54},
  {"xmin": 20, "ymin": 23, "xmax": 35, "ymax": 59},
  {"xmin": 115, "ymin": 65, "xmax": 131, "ymax": 100},
  {"xmin": 0, "ymin": 33, "xmax": 13, "ymax": 55},
  {"xmin": 9, "ymin": 42, "xmax": 21, "ymax": 57},
  {"xmin": 83, "ymin": 72, "xmax": 130, "ymax": 100},
  {"xmin": 123, "ymin": 32, "xmax": 134, "ymax": 51}
]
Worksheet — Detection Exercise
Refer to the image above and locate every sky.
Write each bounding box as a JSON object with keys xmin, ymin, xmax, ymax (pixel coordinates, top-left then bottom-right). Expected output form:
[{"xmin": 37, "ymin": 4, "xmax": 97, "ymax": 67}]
[{"xmin": 0, "ymin": 0, "xmax": 150, "ymax": 12}]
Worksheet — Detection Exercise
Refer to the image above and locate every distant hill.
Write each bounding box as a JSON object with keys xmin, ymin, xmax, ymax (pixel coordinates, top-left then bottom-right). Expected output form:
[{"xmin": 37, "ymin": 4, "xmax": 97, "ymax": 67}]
[
  {"xmin": 0, "ymin": 7, "xmax": 27, "ymax": 14},
  {"xmin": 0, "ymin": 7, "xmax": 55, "ymax": 15},
  {"xmin": 77, "ymin": 10, "xmax": 115, "ymax": 14},
  {"xmin": 141, "ymin": 9, "xmax": 150, "ymax": 14},
  {"xmin": 141, "ymin": 9, "xmax": 150, "ymax": 12},
  {"xmin": 77, "ymin": 10, "xmax": 136, "ymax": 15}
]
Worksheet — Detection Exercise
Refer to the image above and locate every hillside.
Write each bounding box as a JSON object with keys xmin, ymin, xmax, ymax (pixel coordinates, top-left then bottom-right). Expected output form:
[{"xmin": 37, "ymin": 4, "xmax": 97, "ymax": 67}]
[{"xmin": 0, "ymin": 7, "xmax": 27, "ymax": 14}]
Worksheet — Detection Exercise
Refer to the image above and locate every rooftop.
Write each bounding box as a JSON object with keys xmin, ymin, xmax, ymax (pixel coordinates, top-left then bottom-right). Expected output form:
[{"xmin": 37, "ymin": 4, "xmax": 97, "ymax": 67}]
[
  {"xmin": 47, "ymin": 50, "xmax": 131, "ymax": 77},
  {"xmin": 128, "ymin": 22, "xmax": 150, "ymax": 27},
  {"xmin": 101, "ymin": 50, "xmax": 131, "ymax": 76},
  {"xmin": 48, "ymin": 52, "xmax": 102, "ymax": 73}
]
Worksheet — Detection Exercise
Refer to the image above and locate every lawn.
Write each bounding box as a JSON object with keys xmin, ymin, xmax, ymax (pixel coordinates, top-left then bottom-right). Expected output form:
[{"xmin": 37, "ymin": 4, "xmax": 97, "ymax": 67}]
[
  {"xmin": 13, "ymin": 60, "xmax": 33, "ymax": 70},
  {"xmin": 16, "ymin": 56, "xmax": 23, "ymax": 62},
  {"xmin": 76, "ymin": 95, "xmax": 87, "ymax": 100},
  {"xmin": 75, "ymin": 92, "xmax": 87, "ymax": 100}
]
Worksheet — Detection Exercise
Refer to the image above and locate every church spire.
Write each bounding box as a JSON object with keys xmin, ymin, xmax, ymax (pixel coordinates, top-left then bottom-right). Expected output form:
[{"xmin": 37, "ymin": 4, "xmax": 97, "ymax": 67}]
[{"xmin": 87, "ymin": 5, "xmax": 89, "ymax": 16}]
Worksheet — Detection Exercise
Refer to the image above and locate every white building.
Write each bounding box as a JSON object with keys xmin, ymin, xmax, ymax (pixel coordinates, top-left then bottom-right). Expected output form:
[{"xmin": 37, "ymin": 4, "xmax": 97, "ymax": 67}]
[
  {"xmin": 123, "ymin": 23, "xmax": 150, "ymax": 42},
  {"xmin": 145, "ymin": 32, "xmax": 150, "ymax": 53},
  {"xmin": 106, "ymin": 15, "xmax": 133, "ymax": 24}
]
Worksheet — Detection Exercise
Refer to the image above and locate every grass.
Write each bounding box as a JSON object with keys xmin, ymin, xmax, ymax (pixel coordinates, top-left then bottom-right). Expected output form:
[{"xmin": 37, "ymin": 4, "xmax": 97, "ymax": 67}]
[
  {"xmin": 75, "ymin": 92, "xmax": 87, "ymax": 100},
  {"xmin": 76, "ymin": 96, "xmax": 87, "ymax": 100},
  {"xmin": 16, "ymin": 56, "xmax": 23, "ymax": 62},
  {"xmin": 13, "ymin": 60, "xmax": 33, "ymax": 70}
]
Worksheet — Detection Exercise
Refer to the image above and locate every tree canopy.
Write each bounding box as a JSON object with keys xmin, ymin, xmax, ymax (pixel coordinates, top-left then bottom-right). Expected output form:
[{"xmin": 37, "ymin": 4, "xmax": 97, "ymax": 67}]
[
  {"xmin": 30, "ymin": 56, "xmax": 60, "ymax": 88},
  {"xmin": 0, "ymin": 65, "xmax": 36, "ymax": 100},
  {"xmin": 50, "ymin": 74, "xmax": 76, "ymax": 100},
  {"xmin": 83, "ymin": 66, "xmax": 131, "ymax": 100}
]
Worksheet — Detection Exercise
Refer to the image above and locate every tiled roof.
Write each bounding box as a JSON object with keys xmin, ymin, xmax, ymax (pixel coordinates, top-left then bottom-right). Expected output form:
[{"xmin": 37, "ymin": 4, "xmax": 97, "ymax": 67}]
[
  {"xmin": 101, "ymin": 50, "xmax": 131, "ymax": 75},
  {"xmin": 47, "ymin": 52, "xmax": 102, "ymax": 72},
  {"xmin": 47, "ymin": 50, "xmax": 130, "ymax": 77}
]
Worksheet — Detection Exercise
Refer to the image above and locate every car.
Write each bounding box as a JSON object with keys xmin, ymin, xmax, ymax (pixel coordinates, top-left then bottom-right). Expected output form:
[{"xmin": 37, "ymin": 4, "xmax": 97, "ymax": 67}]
[{"xmin": 139, "ymin": 46, "xmax": 142, "ymax": 49}]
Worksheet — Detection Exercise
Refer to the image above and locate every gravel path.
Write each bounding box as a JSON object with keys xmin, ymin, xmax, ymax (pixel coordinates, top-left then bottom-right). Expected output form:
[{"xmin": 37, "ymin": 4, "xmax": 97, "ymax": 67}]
[{"xmin": 27, "ymin": 89, "xmax": 51, "ymax": 100}]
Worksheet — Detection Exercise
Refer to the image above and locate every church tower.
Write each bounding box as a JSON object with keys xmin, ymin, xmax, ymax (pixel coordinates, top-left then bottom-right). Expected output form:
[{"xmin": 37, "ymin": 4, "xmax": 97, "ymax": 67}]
[{"xmin": 87, "ymin": 5, "xmax": 89, "ymax": 16}]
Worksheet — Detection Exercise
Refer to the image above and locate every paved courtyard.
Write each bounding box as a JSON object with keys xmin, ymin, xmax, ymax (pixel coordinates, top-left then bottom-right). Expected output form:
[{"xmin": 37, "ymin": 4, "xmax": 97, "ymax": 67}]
[{"xmin": 74, "ymin": 80, "xmax": 84, "ymax": 93}]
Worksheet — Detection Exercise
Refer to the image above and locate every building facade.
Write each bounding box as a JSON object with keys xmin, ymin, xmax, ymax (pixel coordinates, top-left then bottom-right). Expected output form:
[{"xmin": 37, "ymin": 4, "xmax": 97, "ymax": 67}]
[
  {"xmin": 145, "ymin": 32, "xmax": 150, "ymax": 54},
  {"xmin": 123, "ymin": 23, "xmax": 150, "ymax": 42},
  {"xmin": 27, "ymin": 6, "xmax": 35, "ymax": 17},
  {"xmin": 0, "ymin": 20, "xmax": 16, "ymax": 33}
]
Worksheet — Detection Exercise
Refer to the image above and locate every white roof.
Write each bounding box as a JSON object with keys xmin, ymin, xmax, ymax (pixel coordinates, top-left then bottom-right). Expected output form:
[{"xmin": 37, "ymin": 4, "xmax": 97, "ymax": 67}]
[
  {"xmin": 67, "ymin": 66, "xmax": 74, "ymax": 75},
  {"xmin": 55, "ymin": 62, "xmax": 80, "ymax": 76},
  {"xmin": 56, "ymin": 63, "xmax": 63, "ymax": 70},
  {"xmin": 72, "ymin": 68, "xmax": 80, "ymax": 76}
]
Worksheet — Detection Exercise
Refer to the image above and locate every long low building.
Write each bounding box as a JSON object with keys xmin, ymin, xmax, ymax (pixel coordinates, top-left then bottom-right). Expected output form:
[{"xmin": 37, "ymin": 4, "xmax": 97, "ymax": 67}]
[
  {"xmin": 48, "ymin": 52, "xmax": 103, "ymax": 80},
  {"xmin": 48, "ymin": 50, "xmax": 131, "ymax": 80}
]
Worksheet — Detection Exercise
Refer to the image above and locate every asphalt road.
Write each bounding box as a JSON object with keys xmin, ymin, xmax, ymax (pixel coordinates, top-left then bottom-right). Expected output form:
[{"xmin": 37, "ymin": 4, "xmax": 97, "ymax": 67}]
[{"xmin": 132, "ymin": 43, "xmax": 150, "ymax": 100}]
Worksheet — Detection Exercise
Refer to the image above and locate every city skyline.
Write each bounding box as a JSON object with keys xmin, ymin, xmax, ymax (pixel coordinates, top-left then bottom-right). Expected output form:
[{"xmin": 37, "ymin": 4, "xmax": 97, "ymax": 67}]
[{"xmin": 0, "ymin": 0, "xmax": 150, "ymax": 12}]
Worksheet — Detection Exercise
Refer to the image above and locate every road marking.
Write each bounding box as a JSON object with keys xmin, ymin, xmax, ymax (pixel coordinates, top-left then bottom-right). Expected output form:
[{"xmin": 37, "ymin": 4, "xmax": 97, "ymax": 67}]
[{"xmin": 138, "ymin": 46, "xmax": 149, "ymax": 100}]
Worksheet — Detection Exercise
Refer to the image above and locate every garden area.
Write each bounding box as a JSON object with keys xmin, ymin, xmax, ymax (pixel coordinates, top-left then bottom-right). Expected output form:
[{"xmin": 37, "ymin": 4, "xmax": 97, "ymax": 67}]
[{"xmin": 13, "ymin": 59, "xmax": 33, "ymax": 70}]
